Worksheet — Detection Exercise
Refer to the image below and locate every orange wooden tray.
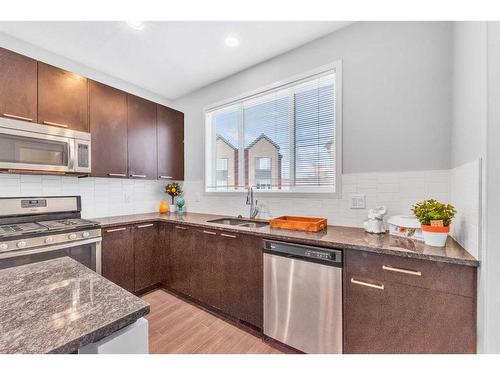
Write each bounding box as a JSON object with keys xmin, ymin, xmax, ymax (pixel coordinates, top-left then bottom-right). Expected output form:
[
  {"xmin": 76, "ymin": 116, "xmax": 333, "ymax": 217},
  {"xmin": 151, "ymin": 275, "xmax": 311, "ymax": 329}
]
[{"xmin": 269, "ymin": 216, "xmax": 327, "ymax": 232}]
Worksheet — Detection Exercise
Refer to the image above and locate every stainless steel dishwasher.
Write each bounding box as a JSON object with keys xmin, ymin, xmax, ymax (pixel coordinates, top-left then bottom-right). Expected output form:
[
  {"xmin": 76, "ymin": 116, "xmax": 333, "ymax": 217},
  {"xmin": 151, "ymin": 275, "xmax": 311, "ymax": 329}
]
[{"xmin": 263, "ymin": 240, "xmax": 343, "ymax": 354}]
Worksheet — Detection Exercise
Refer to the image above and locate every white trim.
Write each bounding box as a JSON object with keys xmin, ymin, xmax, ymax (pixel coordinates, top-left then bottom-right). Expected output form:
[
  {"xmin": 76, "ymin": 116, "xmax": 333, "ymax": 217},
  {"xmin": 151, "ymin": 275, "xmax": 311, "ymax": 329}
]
[
  {"xmin": 203, "ymin": 60, "xmax": 343, "ymax": 198},
  {"xmin": 204, "ymin": 62, "xmax": 340, "ymax": 112}
]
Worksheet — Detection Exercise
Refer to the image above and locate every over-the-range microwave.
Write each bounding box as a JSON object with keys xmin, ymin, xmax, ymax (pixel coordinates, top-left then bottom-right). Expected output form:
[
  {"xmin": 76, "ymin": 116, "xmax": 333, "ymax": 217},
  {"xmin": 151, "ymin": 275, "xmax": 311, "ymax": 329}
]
[{"xmin": 0, "ymin": 117, "xmax": 91, "ymax": 175}]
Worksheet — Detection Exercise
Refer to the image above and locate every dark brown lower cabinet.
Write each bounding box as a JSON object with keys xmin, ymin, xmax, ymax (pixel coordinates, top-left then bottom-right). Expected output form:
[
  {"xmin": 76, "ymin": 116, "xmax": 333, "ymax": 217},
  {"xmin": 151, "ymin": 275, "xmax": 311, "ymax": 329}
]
[
  {"xmin": 102, "ymin": 226, "xmax": 135, "ymax": 292},
  {"xmin": 133, "ymin": 222, "xmax": 159, "ymax": 292},
  {"xmin": 191, "ymin": 228, "xmax": 224, "ymax": 310},
  {"xmin": 165, "ymin": 224, "xmax": 196, "ymax": 297},
  {"xmin": 219, "ymin": 232, "xmax": 263, "ymax": 328},
  {"xmin": 162, "ymin": 226, "xmax": 263, "ymax": 328},
  {"xmin": 158, "ymin": 222, "xmax": 172, "ymax": 285},
  {"xmin": 343, "ymin": 249, "xmax": 476, "ymax": 353}
]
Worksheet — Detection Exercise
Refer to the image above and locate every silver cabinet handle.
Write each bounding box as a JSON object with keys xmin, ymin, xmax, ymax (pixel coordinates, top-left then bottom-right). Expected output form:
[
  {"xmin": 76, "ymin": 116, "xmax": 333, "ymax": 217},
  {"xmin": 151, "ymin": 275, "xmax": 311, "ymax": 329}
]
[
  {"xmin": 350, "ymin": 278, "xmax": 384, "ymax": 290},
  {"xmin": 130, "ymin": 174, "xmax": 146, "ymax": 178},
  {"xmin": 137, "ymin": 223, "xmax": 154, "ymax": 229},
  {"xmin": 106, "ymin": 227, "xmax": 127, "ymax": 233},
  {"xmin": 43, "ymin": 120, "xmax": 69, "ymax": 128},
  {"xmin": 108, "ymin": 173, "xmax": 127, "ymax": 177},
  {"xmin": 175, "ymin": 226, "xmax": 187, "ymax": 230},
  {"xmin": 220, "ymin": 233, "xmax": 237, "ymax": 239},
  {"xmin": 382, "ymin": 265, "xmax": 422, "ymax": 276},
  {"xmin": 159, "ymin": 175, "xmax": 173, "ymax": 179},
  {"xmin": 3, "ymin": 113, "xmax": 33, "ymax": 122},
  {"xmin": 203, "ymin": 230, "xmax": 217, "ymax": 235}
]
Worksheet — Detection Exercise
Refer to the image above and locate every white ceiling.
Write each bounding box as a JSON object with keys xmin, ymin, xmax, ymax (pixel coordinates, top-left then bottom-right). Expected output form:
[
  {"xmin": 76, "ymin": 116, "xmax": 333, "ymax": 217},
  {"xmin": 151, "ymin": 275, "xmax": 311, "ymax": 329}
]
[{"xmin": 0, "ymin": 21, "xmax": 351, "ymax": 100}]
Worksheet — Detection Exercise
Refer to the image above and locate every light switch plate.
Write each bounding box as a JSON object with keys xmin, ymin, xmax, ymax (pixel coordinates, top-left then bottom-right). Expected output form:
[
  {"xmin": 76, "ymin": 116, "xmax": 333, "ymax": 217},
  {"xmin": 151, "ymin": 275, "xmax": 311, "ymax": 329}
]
[{"xmin": 350, "ymin": 194, "xmax": 366, "ymax": 209}]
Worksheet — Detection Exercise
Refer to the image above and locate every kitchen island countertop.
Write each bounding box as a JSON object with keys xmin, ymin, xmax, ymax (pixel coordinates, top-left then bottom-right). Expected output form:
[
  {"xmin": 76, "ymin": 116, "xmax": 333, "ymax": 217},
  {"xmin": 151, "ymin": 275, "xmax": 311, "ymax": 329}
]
[
  {"xmin": 0, "ymin": 257, "xmax": 149, "ymax": 354},
  {"xmin": 95, "ymin": 211, "xmax": 479, "ymax": 267}
]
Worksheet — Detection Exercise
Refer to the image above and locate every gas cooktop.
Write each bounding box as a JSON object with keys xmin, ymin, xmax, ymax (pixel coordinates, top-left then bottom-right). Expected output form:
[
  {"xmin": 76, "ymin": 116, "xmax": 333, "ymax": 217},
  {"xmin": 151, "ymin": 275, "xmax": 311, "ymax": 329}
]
[{"xmin": 0, "ymin": 218, "xmax": 99, "ymax": 239}]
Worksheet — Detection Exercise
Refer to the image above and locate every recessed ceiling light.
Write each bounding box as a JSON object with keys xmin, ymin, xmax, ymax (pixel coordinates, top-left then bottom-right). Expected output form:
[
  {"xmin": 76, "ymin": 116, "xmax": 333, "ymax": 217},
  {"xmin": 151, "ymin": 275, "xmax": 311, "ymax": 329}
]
[
  {"xmin": 224, "ymin": 35, "xmax": 240, "ymax": 47},
  {"xmin": 126, "ymin": 20, "xmax": 145, "ymax": 30}
]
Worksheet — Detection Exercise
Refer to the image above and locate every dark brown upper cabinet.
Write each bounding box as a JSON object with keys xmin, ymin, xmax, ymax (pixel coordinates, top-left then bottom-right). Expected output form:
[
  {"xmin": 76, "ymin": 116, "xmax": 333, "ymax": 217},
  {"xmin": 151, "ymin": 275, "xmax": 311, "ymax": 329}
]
[
  {"xmin": 89, "ymin": 81, "xmax": 128, "ymax": 178},
  {"xmin": 37, "ymin": 62, "xmax": 89, "ymax": 132},
  {"xmin": 157, "ymin": 105, "xmax": 184, "ymax": 180},
  {"xmin": 0, "ymin": 48, "xmax": 38, "ymax": 123},
  {"xmin": 127, "ymin": 94, "xmax": 158, "ymax": 179}
]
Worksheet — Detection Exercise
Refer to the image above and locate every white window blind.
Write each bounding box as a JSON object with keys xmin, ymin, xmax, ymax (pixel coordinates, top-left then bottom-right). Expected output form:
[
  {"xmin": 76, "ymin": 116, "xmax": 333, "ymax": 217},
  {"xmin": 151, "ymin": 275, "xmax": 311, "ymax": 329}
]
[{"xmin": 205, "ymin": 64, "xmax": 341, "ymax": 195}]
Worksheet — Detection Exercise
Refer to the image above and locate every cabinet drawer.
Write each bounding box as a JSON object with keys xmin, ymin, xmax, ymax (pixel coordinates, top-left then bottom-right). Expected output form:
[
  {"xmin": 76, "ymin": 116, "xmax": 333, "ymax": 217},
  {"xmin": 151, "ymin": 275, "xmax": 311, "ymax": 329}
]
[{"xmin": 345, "ymin": 250, "xmax": 476, "ymax": 298}]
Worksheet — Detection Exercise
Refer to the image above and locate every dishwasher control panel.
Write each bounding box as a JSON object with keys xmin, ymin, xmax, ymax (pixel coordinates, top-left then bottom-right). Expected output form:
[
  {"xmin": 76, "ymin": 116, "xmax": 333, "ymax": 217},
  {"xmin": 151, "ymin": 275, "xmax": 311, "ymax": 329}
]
[
  {"xmin": 263, "ymin": 240, "xmax": 342, "ymax": 266},
  {"xmin": 305, "ymin": 250, "xmax": 334, "ymax": 261}
]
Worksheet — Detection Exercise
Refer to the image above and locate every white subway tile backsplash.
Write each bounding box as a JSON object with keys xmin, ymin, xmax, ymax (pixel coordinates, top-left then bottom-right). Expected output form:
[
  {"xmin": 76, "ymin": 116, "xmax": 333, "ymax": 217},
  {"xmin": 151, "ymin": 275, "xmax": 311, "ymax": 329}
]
[
  {"xmin": 0, "ymin": 175, "xmax": 169, "ymax": 219},
  {"xmin": 180, "ymin": 169, "xmax": 453, "ymax": 229}
]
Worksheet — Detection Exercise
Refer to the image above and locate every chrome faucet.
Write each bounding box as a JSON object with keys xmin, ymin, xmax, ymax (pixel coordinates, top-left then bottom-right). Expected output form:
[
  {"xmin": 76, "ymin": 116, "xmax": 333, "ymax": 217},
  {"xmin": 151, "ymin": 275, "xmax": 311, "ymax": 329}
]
[{"xmin": 246, "ymin": 186, "xmax": 259, "ymax": 219}]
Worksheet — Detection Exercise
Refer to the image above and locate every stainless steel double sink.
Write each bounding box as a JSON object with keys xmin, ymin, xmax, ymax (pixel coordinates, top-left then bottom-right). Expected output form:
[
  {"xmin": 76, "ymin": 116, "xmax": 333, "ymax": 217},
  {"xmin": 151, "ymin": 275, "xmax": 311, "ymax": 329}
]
[{"xmin": 207, "ymin": 217, "xmax": 269, "ymax": 228}]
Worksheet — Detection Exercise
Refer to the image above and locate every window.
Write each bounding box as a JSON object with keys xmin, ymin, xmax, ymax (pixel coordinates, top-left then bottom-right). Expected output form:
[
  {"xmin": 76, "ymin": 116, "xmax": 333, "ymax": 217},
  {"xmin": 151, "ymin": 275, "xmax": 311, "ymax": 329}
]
[
  {"xmin": 205, "ymin": 62, "xmax": 341, "ymax": 195},
  {"xmin": 216, "ymin": 158, "xmax": 229, "ymax": 187},
  {"xmin": 255, "ymin": 157, "xmax": 272, "ymax": 189}
]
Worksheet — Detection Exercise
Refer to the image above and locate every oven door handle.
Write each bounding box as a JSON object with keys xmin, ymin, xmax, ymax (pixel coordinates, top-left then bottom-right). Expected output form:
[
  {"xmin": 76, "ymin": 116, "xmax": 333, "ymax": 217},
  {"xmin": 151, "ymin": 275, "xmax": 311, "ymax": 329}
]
[{"xmin": 0, "ymin": 237, "xmax": 102, "ymax": 260}]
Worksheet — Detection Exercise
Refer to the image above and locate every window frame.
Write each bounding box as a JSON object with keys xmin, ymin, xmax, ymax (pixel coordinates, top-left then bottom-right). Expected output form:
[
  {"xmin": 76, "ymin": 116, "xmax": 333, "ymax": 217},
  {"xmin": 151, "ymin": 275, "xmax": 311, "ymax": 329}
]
[{"xmin": 203, "ymin": 61, "xmax": 343, "ymax": 198}]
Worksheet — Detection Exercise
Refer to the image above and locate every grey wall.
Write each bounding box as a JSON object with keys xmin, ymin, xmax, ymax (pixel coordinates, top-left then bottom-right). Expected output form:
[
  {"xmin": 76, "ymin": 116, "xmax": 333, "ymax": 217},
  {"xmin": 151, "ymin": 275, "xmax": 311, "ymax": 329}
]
[
  {"xmin": 450, "ymin": 21, "xmax": 488, "ymax": 353},
  {"xmin": 451, "ymin": 22, "xmax": 487, "ymax": 167},
  {"xmin": 174, "ymin": 21, "xmax": 453, "ymax": 179}
]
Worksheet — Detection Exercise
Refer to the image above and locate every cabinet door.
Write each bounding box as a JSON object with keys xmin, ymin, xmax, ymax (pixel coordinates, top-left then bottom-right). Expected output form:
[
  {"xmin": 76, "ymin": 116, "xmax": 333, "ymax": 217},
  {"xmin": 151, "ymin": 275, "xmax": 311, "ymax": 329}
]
[
  {"xmin": 127, "ymin": 94, "xmax": 157, "ymax": 179},
  {"xmin": 102, "ymin": 226, "xmax": 135, "ymax": 292},
  {"xmin": 343, "ymin": 273, "xmax": 389, "ymax": 353},
  {"xmin": 89, "ymin": 81, "xmax": 128, "ymax": 178},
  {"xmin": 0, "ymin": 48, "xmax": 37, "ymax": 122},
  {"xmin": 219, "ymin": 232, "xmax": 263, "ymax": 328},
  {"xmin": 344, "ymin": 277, "xmax": 476, "ymax": 353},
  {"xmin": 157, "ymin": 105, "xmax": 184, "ymax": 180},
  {"xmin": 158, "ymin": 222, "xmax": 172, "ymax": 285},
  {"xmin": 191, "ymin": 228, "xmax": 224, "ymax": 310},
  {"xmin": 37, "ymin": 62, "xmax": 88, "ymax": 132},
  {"xmin": 133, "ymin": 222, "xmax": 159, "ymax": 292},
  {"xmin": 166, "ymin": 225, "xmax": 195, "ymax": 297},
  {"xmin": 344, "ymin": 249, "xmax": 477, "ymax": 353}
]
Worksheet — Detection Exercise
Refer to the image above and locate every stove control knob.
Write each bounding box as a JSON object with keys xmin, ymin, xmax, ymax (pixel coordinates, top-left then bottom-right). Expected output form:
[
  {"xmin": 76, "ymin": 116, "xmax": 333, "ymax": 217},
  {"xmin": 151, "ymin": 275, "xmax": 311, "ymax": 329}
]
[
  {"xmin": 17, "ymin": 241, "xmax": 27, "ymax": 248},
  {"xmin": 82, "ymin": 231, "xmax": 90, "ymax": 238},
  {"xmin": 45, "ymin": 237, "xmax": 53, "ymax": 244},
  {"xmin": 68, "ymin": 233, "xmax": 77, "ymax": 240},
  {"xmin": 0, "ymin": 243, "xmax": 8, "ymax": 251}
]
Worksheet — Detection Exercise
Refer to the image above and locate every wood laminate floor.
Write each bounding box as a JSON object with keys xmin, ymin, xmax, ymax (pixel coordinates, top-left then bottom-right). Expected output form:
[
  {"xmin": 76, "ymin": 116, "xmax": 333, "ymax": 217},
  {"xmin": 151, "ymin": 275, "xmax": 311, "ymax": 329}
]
[{"xmin": 142, "ymin": 289, "xmax": 285, "ymax": 354}]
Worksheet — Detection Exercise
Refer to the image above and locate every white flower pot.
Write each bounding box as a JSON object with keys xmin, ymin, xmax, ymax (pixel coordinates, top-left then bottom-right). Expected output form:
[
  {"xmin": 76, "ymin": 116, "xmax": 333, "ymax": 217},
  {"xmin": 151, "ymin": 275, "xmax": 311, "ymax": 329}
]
[
  {"xmin": 169, "ymin": 204, "xmax": 176, "ymax": 213},
  {"xmin": 421, "ymin": 225, "xmax": 449, "ymax": 247}
]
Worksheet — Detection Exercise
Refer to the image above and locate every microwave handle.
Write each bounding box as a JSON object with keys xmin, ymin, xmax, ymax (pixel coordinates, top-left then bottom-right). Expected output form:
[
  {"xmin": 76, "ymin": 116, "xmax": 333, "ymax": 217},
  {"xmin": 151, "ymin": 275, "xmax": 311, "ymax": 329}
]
[{"xmin": 69, "ymin": 139, "xmax": 76, "ymax": 170}]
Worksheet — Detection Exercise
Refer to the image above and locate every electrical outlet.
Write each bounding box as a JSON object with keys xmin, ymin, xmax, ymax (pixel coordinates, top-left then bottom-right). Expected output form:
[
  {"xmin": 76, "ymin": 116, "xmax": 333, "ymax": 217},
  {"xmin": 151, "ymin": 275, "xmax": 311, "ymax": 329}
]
[{"xmin": 350, "ymin": 194, "xmax": 366, "ymax": 209}]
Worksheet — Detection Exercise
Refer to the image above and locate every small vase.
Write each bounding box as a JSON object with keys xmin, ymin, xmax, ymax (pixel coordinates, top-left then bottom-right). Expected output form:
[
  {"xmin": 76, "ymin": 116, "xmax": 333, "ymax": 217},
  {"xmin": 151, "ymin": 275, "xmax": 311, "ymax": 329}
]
[
  {"xmin": 159, "ymin": 201, "xmax": 169, "ymax": 214},
  {"xmin": 421, "ymin": 225, "xmax": 449, "ymax": 247},
  {"xmin": 169, "ymin": 204, "xmax": 176, "ymax": 213}
]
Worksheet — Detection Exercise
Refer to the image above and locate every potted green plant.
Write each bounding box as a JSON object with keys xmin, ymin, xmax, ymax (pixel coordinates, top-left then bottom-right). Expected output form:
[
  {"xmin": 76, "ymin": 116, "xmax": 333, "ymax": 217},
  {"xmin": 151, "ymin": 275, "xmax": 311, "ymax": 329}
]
[
  {"xmin": 412, "ymin": 199, "xmax": 456, "ymax": 247},
  {"xmin": 165, "ymin": 182, "xmax": 182, "ymax": 213}
]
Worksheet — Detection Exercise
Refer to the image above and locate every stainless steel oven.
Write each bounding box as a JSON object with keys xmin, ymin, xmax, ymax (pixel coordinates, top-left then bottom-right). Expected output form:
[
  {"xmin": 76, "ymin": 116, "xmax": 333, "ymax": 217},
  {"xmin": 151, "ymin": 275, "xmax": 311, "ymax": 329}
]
[
  {"xmin": 0, "ymin": 196, "xmax": 101, "ymax": 273},
  {"xmin": 0, "ymin": 117, "xmax": 91, "ymax": 174},
  {"xmin": 0, "ymin": 232, "xmax": 102, "ymax": 273}
]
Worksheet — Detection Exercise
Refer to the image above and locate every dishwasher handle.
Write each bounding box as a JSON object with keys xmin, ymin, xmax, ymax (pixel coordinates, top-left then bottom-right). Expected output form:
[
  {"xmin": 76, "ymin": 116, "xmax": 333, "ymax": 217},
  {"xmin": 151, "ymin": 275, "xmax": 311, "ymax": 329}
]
[{"xmin": 263, "ymin": 239, "xmax": 342, "ymax": 267}]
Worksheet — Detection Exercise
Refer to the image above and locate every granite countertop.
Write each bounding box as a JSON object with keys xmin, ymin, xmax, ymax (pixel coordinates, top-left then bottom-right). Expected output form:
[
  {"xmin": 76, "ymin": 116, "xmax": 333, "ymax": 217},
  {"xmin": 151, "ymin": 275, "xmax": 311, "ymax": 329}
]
[
  {"xmin": 0, "ymin": 257, "xmax": 150, "ymax": 354},
  {"xmin": 95, "ymin": 212, "xmax": 479, "ymax": 267}
]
